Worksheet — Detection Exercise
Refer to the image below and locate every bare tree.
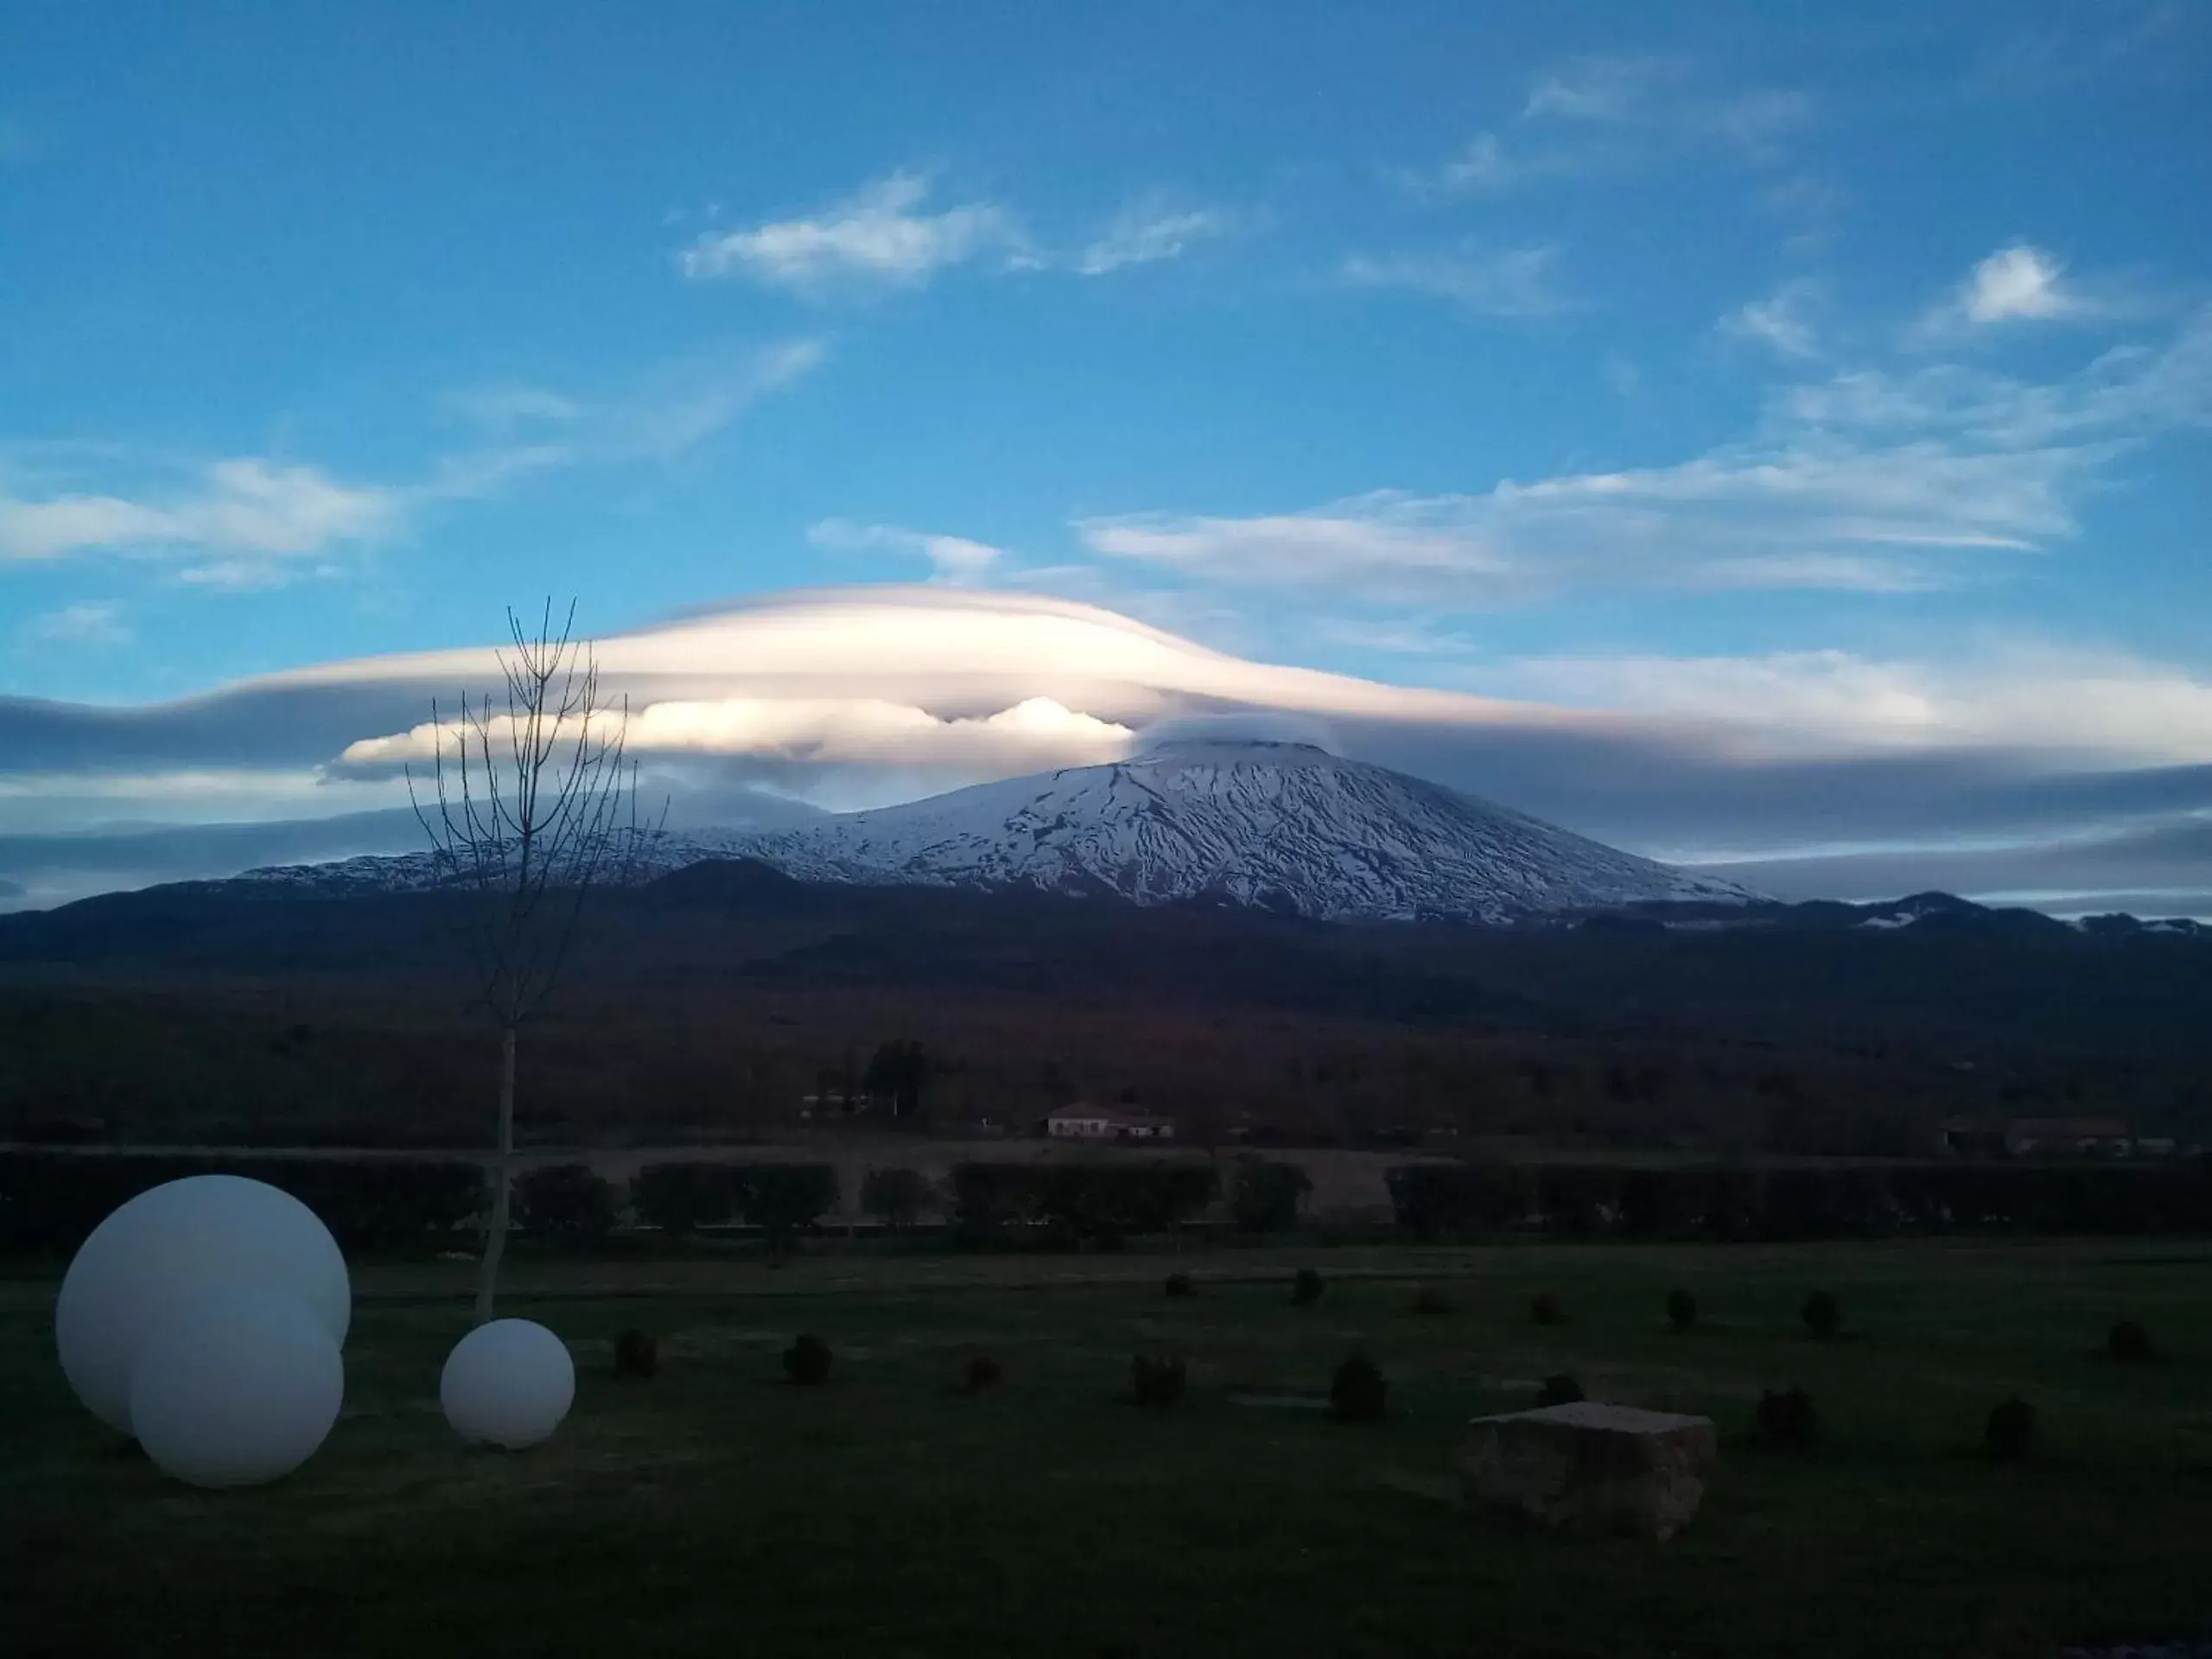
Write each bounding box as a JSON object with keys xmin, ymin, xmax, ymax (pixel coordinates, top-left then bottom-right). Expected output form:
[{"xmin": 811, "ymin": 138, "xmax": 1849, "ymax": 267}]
[{"xmin": 410, "ymin": 601, "xmax": 649, "ymax": 1320}]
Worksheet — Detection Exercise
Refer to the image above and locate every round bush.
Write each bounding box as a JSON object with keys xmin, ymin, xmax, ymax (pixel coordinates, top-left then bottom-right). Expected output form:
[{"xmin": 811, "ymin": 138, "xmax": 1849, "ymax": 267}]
[
  {"xmin": 1986, "ymin": 1395, "xmax": 2035, "ymax": 1460},
  {"xmin": 2107, "ymin": 1319, "xmax": 2153, "ymax": 1362},
  {"xmin": 1529, "ymin": 1291, "xmax": 1566, "ymax": 1326},
  {"xmin": 613, "ymin": 1328, "xmax": 658, "ymax": 1378},
  {"xmin": 1290, "ymin": 1268, "xmax": 1324, "ymax": 1306},
  {"xmin": 1537, "ymin": 1373, "xmax": 1585, "ymax": 1408},
  {"xmin": 1802, "ymin": 1291, "xmax": 1842, "ymax": 1339},
  {"xmin": 1329, "ymin": 1353, "xmax": 1388, "ymax": 1422},
  {"xmin": 1129, "ymin": 1353, "xmax": 1186, "ymax": 1408},
  {"xmin": 1667, "ymin": 1288, "xmax": 1699, "ymax": 1331},
  {"xmin": 783, "ymin": 1334, "xmax": 832, "ymax": 1386},
  {"xmin": 964, "ymin": 1354, "xmax": 1002, "ymax": 1392},
  {"xmin": 1163, "ymin": 1271, "xmax": 1195, "ymax": 1299},
  {"xmin": 1409, "ymin": 1285, "xmax": 1453, "ymax": 1316},
  {"xmin": 1755, "ymin": 1386, "xmax": 1818, "ymax": 1452}
]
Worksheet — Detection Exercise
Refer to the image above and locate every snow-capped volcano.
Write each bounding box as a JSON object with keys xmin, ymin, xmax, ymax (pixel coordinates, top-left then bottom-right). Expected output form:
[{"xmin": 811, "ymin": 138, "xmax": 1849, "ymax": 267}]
[{"xmin": 731, "ymin": 741, "xmax": 1751, "ymax": 923}]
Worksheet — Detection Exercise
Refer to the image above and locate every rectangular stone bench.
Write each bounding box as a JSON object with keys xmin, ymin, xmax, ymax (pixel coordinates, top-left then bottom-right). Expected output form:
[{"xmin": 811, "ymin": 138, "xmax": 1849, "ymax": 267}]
[{"xmin": 1459, "ymin": 1401, "xmax": 1717, "ymax": 1541}]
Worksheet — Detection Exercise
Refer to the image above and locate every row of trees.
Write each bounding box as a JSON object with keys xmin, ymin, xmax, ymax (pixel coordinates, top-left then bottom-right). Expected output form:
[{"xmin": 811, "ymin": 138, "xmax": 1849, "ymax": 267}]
[{"xmin": 1383, "ymin": 1159, "xmax": 2212, "ymax": 1240}]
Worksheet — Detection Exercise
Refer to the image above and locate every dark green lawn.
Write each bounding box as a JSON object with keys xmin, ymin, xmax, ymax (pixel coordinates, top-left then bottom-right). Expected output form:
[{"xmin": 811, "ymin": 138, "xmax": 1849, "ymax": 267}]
[{"xmin": 4, "ymin": 1240, "xmax": 2209, "ymax": 1659}]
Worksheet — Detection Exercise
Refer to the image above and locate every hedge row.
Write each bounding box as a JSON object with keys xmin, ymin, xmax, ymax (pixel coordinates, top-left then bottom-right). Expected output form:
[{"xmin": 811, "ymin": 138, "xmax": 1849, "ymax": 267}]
[
  {"xmin": 1384, "ymin": 1160, "xmax": 2212, "ymax": 1240},
  {"xmin": 622, "ymin": 1161, "xmax": 840, "ymax": 1243},
  {"xmin": 950, "ymin": 1161, "xmax": 1221, "ymax": 1243},
  {"xmin": 0, "ymin": 1153, "xmax": 849, "ymax": 1254},
  {"xmin": 0, "ymin": 1151, "xmax": 485, "ymax": 1253}
]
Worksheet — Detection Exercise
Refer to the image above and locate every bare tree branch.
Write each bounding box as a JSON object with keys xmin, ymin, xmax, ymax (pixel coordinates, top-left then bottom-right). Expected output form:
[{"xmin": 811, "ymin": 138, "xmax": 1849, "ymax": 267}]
[{"xmin": 403, "ymin": 601, "xmax": 666, "ymax": 1320}]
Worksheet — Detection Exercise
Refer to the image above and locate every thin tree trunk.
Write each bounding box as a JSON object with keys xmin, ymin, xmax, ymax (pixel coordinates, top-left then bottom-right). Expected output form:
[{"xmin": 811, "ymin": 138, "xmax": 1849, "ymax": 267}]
[{"xmin": 474, "ymin": 1022, "xmax": 518, "ymax": 1322}]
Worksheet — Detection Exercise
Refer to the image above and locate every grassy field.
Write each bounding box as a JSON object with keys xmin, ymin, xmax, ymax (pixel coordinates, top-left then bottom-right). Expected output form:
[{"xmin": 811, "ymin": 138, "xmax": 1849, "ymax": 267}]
[{"xmin": 4, "ymin": 1240, "xmax": 2210, "ymax": 1659}]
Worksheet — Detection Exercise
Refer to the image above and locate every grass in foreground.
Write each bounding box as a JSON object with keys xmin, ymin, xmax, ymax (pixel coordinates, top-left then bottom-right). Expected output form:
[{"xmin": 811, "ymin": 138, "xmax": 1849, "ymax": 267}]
[{"xmin": 3, "ymin": 1239, "xmax": 2210, "ymax": 1659}]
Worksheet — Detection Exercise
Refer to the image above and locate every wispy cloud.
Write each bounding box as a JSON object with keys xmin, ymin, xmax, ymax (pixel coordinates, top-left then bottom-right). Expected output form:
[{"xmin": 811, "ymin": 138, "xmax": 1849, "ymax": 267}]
[
  {"xmin": 1522, "ymin": 54, "xmax": 1672, "ymax": 123},
  {"xmin": 1342, "ymin": 246, "xmax": 1567, "ymax": 317},
  {"xmin": 1914, "ymin": 244, "xmax": 2154, "ymax": 342},
  {"xmin": 1, "ymin": 341, "xmax": 824, "ymax": 588},
  {"xmin": 434, "ymin": 338, "xmax": 825, "ymax": 492},
  {"xmin": 1421, "ymin": 130, "xmax": 1588, "ymax": 194},
  {"xmin": 677, "ymin": 170, "xmax": 1023, "ymax": 294},
  {"xmin": 1079, "ymin": 304, "xmax": 2212, "ymax": 605},
  {"xmin": 1478, "ymin": 642, "xmax": 2212, "ymax": 766},
  {"xmin": 22, "ymin": 601, "xmax": 132, "ymax": 646},
  {"xmin": 809, "ymin": 518, "xmax": 1006, "ymax": 585},
  {"xmin": 1720, "ymin": 280, "xmax": 1821, "ymax": 358},
  {"xmin": 1077, "ymin": 198, "xmax": 1234, "ymax": 276},
  {"xmin": 0, "ymin": 458, "xmax": 401, "ymax": 580}
]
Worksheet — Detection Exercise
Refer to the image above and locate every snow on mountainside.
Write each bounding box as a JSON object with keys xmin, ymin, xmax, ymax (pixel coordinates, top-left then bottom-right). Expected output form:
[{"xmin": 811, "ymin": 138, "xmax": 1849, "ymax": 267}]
[
  {"xmin": 729, "ymin": 741, "xmax": 1752, "ymax": 923},
  {"xmin": 226, "ymin": 741, "xmax": 1751, "ymax": 922}
]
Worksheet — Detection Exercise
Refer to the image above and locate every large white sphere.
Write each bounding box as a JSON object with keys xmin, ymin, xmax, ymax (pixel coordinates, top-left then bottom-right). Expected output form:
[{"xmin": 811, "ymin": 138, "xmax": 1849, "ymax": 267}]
[
  {"xmin": 56, "ymin": 1175, "xmax": 352, "ymax": 1433},
  {"xmin": 128, "ymin": 1289, "xmax": 345, "ymax": 1488},
  {"xmin": 441, "ymin": 1319, "xmax": 575, "ymax": 1450}
]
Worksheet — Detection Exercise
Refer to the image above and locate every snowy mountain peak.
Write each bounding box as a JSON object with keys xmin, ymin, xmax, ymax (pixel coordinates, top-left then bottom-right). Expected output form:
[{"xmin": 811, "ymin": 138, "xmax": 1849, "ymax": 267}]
[{"xmin": 731, "ymin": 741, "xmax": 1752, "ymax": 923}]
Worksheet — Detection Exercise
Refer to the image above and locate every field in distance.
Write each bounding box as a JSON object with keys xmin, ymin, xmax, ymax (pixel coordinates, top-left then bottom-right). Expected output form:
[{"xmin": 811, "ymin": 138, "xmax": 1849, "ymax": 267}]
[{"xmin": 4, "ymin": 1239, "xmax": 2209, "ymax": 1658}]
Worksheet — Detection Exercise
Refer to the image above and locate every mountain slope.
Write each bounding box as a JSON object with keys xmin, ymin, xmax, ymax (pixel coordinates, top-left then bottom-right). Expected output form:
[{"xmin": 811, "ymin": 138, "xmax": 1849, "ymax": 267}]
[{"xmin": 732, "ymin": 741, "xmax": 1751, "ymax": 923}]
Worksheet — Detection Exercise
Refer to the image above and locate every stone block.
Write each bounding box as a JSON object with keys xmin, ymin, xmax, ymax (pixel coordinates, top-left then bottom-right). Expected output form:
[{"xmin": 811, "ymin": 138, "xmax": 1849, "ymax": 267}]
[{"xmin": 1459, "ymin": 1401, "xmax": 1716, "ymax": 1541}]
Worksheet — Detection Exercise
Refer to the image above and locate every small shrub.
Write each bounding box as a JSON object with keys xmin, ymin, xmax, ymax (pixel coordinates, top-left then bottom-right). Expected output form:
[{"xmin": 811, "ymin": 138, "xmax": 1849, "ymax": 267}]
[
  {"xmin": 1755, "ymin": 1387, "xmax": 1818, "ymax": 1451},
  {"xmin": 1802, "ymin": 1291, "xmax": 1842, "ymax": 1339},
  {"xmin": 963, "ymin": 1354, "xmax": 1003, "ymax": 1393},
  {"xmin": 1986, "ymin": 1395, "xmax": 2035, "ymax": 1460},
  {"xmin": 1329, "ymin": 1353, "xmax": 1388, "ymax": 1422},
  {"xmin": 1409, "ymin": 1284, "xmax": 1453, "ymax": 1316},
  {"xmin": 1164, "ymin": 1271, "xmax": 1195, "ymax": 1299},
  {"xmin": 613, "ymin": 1329, "xmax": 658, "ymax": 1378},
  {"xmin": 2107, "ymin": 1319, "xmax": 2154, "ymax": 1362},
  {"xmin": 783, "ymin": 1334, "xmax": 832, "ymax": 1386},
  {"xmin": 1537, "ymin": 1373, "xmax": 1585, "ymax": 1408},
  {"xmin": 1529, "ymin": 1290, "xmax": 1566, "ymax": 1326},
  {"xmin": 1290, "ymin": 1267, "xmax": 1325, "ymax": 1306},
  {"xmin": 1667, "ymin": 1288, "xmax": 1699, "ymax": 1331},
  {"xmin": 1129, "ymin": 1353, "xmax": 1186, "ymax": 1408}
]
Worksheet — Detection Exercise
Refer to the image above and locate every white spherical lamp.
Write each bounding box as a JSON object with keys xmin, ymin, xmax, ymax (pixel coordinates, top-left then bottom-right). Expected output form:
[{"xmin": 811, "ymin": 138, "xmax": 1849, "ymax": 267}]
[
  {"xmin": 128, "ymin": 1289, "xmax": 345, "ymax": 1488},
  {"xmin": 56, "ymin": 1175, "xmax": 352, "ymax": 1433},
  {"xmin": 441, "ymin": 1319, "xmax": 575, "ymax": 1450}
]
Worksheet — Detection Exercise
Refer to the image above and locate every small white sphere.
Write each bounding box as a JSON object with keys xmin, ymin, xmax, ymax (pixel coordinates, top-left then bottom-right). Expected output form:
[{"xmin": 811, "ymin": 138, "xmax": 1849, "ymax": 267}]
[
  {"xmin": 57, "ymin": 1175, "xmax": 352, "ymax": 1433},
  {"xmin": 129, "ymin": 1289, "xmax": 345, "ymax": 1489},
  {"xmin": 441, "ymin": 1319, "xmax": 575, "ymax": 1450}
]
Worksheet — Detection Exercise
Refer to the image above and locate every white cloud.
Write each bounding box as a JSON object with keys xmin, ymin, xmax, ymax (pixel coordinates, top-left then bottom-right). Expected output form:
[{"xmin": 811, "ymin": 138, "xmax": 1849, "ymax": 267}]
[
  {"xmin": 1077, "ymin": 200, "xmax": 1232, "ymax": 276},
  {"xmin": 1721, "ymin": 282, "xmax": 1821, "ymax": 358},
  {"xmin": 1427, "ymin": 131, "xmax": 1586, "ymax": 194},
  {"xmin": 432, "ymin": 340, "xmax": 827, "ymax": 495},
  {"xmin": 339, "ymin": 692, "xmax": 1135, "ymax": 777},
  {"xmin": 1342, "ymin": 246, "xmax": 1567, "ymax": 317},
  {"xmin": 809, "ymin": 518, "xmax": 1006, "ymax": 585},
  {"xmin": 444, "ymin": 385, "xmax": 587, "ymax": 433},
  {"xmin": 677, "ymin": 171, "xmax": 1021, "ymax": 293},
  {"xmin": 1080, "ymin": 303, "xmax": 2212, "ymax": 605},
  {"xmin": 1523, "ymin": 55, "xmax": 1668, "ymax": 122},
  {"xmin": 0, "ymin": 458, "xmax": 400, "ymax": 576},
  {"xmin": 1915, "ymin": 244, "xmax": 2147, "ymax": 340},
  {"xmin": 1480, "ymin": 644, "xmax": 2212, "ymax": 766},
  {"xmin": 1077, "ymin": 439, "xmax": 2069, "ymax": 607},
  {"xmin": 1702, "ymin": 89, "xmax": 1815, "ymax": 156},
  {"xmin": 1967, "ymin": 244, "xmax": 2076, "ymax": 323},
  {"xmin": 22, "ymin": 601, "xmax": 132, "ymax": 646}
]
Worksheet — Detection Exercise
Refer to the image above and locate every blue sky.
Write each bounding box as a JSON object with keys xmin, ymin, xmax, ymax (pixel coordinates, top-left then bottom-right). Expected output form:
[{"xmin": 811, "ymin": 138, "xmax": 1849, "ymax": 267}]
[{"xmin": 3, "ymin": 2, "xmax": 2211, "ymax": 912}]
